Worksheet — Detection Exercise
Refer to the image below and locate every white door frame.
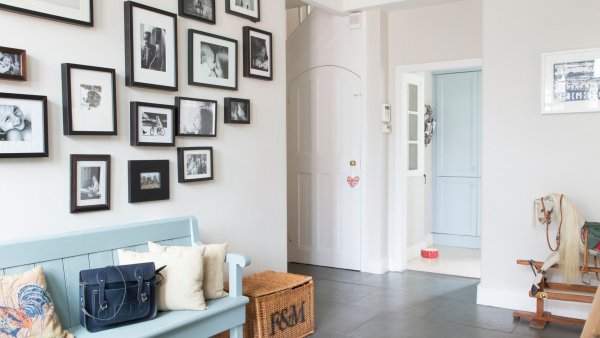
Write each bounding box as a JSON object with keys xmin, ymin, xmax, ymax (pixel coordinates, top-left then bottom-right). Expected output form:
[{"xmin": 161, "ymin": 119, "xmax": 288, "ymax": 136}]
[{"xmin": 389, "ymin": 58, "xmax": 483, "ymax": 272}]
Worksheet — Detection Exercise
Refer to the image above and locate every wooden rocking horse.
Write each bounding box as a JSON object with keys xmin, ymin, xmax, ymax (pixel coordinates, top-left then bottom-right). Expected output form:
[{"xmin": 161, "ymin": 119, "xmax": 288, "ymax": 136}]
[{"xmin": 513, "ymin": 193, "xmax": 600, "ymax": 329}]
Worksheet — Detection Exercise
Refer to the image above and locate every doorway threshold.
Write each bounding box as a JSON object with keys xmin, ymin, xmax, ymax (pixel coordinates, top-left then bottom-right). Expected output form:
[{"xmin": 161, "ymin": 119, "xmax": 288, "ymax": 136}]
[{"xmin": 407, "ymin": 245, "xmax": 480, "ymax": 278}]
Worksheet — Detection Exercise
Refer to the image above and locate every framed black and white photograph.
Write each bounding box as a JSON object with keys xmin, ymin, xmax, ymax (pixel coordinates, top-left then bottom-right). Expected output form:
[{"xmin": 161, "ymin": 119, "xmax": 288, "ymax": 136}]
[
  {"xmin": 61, "ymin": 63, "xmax": 117, "ymax": 135},
  {"xmin": 0, "ymin": 0, "xmax": 93, "ymax": 26},
  {"xmin": 0, "ymin": 46, "xmax": 26, "ymax": 81},
  {"xmin": 176, "ymin": 97, "xmax": 217, "ymax": 137},
  {"xmin": 70, "ymin": 154, "xmax": 110, "ymax": 213},
  {"xmin": 0, "ymin": 93, "xmax": 48, "ymax": 158},
  {"xmin": 178, "ymin": 0, "xmax": 215, "ymax": 24},
  {"xmin": 125, "ymin": 1, "xmax": 178, "ymax": 91},
  {"xmin": 225, "ymin": 0, "xmax": 259, "ymax": 22},
  {"xmin": 542, "ymin": 48, "xmax": 600, "ymax": 114},
  {"xmin": 224, "ymin": 97, "xmax": 250, "ymax": 124},
  {"xmin": 188, "ymin": 29, "xmax": 238, "ymax": 90},
  {"xmin": 130, "ymin": 102, "xmax": 175, "ymax": 146},
  {"xmin": 243, "ymin": 26, "xmax": 272, "ymax": 80},
  {"xmin": 177, "ymin": 147, "xmax": 213, "ymax": 183},
  {"xmin": 128, "ymin": 160, "xmax": 169, "ymax": 203}
]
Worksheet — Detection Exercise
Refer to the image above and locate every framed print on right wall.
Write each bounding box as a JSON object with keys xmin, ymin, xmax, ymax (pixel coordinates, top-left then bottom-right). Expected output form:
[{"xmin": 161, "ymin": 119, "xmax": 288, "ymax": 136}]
[
  {"xmin": 243, "ymin": 26, "xmax": 272, "ymax": 80},
  {"xmin": 188, "ymin": 29, "xmax": 238, "ymax": 90},
  {"xmin": 542, "ymin": 47, "xmax": 600, "ymax": 114},
  {"xmin": 225, "ymin": 0, "xmax": 260, "ymax": 22}
]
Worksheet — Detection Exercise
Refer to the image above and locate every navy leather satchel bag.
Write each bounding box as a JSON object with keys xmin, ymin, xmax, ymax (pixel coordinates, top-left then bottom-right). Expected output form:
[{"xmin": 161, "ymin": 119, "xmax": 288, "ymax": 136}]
[{"xmin": 79, "ymin": 263, "xmax": 159, "ymax": 332}]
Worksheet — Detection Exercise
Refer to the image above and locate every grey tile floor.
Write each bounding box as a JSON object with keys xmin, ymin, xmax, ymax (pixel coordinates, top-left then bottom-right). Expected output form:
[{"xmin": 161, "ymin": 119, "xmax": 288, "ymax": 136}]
[{"xmin": 288, "ymin": 263, "xmax": 583, "ymax": 338}]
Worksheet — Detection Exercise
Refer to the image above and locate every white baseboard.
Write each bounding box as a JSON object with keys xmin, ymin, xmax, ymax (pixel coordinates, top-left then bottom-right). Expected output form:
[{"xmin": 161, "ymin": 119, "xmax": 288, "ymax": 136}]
[
  {"xmin": 406, "ymin": 234, "xmax": 434, "ymax": 260},
  {"xmin": 477, "ymin": 284, "xmax": 590, "ymax": 320},
  {"xmin": 361, "ymin": 257, "xmax": 389, "ymax": 274}
]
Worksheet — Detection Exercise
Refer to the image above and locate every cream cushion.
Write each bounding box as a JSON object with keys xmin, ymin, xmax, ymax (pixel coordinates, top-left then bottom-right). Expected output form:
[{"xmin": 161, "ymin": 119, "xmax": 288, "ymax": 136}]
[
  {"xmin": 117, "ymin": 247, "xmax": 207, "ymax": 311},
  {"xmin": 0, "ymin": 266, "xmax": 73, "ymax": 338},
  {"xmin": 148, "ymin": 241, "xmax": 228, "ymax": 300}
]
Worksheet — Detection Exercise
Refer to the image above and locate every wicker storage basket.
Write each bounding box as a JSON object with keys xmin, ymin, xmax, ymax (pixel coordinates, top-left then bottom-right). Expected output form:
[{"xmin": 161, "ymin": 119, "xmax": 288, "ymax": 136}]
[{"xmin": 216, "ymin": 271, "xmax": 314, "ymax": 338}]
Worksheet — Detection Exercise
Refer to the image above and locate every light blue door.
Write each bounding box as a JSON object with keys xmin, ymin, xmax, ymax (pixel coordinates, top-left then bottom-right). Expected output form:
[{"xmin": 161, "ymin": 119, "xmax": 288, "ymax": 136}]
[{"xmin": 433, "ymin": 71, "xmax": 482, "ymax": 248}]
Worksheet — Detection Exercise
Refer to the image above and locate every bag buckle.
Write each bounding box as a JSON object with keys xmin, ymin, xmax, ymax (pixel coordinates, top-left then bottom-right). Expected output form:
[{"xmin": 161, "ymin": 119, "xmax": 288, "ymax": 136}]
[
  {"xmin": 141, "ymin": 293, "xmax": 147, "ymax": 303},
  {"xmin": 100, "ymin": 301, "xmax": 108, "ymax": 310}
]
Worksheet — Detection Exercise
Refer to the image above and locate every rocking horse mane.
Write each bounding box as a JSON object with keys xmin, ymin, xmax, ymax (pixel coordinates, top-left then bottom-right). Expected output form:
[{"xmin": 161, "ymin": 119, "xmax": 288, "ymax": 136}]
[{"xmin": 548, "ymin": 193, "xmax": 585, "ymax": 282}]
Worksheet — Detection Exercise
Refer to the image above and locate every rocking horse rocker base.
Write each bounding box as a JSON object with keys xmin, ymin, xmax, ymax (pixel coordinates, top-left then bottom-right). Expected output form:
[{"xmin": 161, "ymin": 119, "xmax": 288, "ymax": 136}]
[{"xmin": 513, "ymin": 259, "xmax": 598, "ymax": 330}]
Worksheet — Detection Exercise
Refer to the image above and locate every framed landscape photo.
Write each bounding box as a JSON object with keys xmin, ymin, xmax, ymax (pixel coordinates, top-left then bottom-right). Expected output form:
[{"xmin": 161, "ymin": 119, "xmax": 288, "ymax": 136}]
[
  {"xmin": 225, "ymin": 0, "xmax": 259, "ymax": 22},
  {"xmin": 179, "ymin": 0, "xmax": 215, "ymax": 24},
  {"xmin": 0, "ymin": 0, "xmax": 93, "ymax": 26},
  {"xmin": 177, "ymin": 147, "xmax": 213, "ymax": 183},
  {"xmin": 125, "ymin": 1, "xmax": 178, "ymax": 91},
  {"xmin": 61, "ymin": 63, "xmax": 117, "ymax": 135},
  {"xmin": 188, "ymin": 29, "xmax": 238, "ymax": 90},
  {"xmin": 128, "ymin": 160, "xmax": 169, "ymax": 203},
  {"xmin": 542, "ymin": 48, "xmax": 600, "ymax": 114},
  {"xmin": 0, "ymin": 93, "xmax": 48, "ymax": 158},
  {"xmin": 243, "ymin": 26, "xmax": 272, "ymax": 80},
  {"xmin": 175, "ymin": 97, "xmax": 217, "ymax": 137},
  {"xmin": 70, "ymin": 154, "xmax": 110, "ymax": 213},
  {"xmin": 0, "ymin": 46, "xmax": 26, "ymax": 81},
  {"xmin": 130, "ymin": 101, "xmax": 175, "ymax": 147},
  {"xmin": 224, "ymin": 97, "xmax": 250, "ymax": 124}
]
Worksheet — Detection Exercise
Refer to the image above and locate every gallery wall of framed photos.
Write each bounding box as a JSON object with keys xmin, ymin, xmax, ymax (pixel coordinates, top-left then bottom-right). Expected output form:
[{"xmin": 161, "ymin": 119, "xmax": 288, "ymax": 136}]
[{"xmin": 0, "ymin": 0, "xmax": 288, "ymax": 274}]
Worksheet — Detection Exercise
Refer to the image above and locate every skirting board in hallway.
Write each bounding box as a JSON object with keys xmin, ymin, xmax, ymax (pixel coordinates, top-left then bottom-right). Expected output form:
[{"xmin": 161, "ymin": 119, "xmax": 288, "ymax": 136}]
[{"xmin": 407, "ymin": 245, "xmax": 481, "ymax": 278}]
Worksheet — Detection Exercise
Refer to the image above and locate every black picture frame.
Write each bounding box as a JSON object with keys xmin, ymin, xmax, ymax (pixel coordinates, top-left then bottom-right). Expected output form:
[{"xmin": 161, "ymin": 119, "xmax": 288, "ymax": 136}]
[
  {"xmin": 178, "ymin": 0, "xmax": 216, "ymax": 24},
  {"xmin": 243, "ymin": 26, "xmax": 272, "ymax": 81},
  {"xmin": 175, "ymin": 97, "xmax": 217, "ymax": 137},
  {"xmin": 129, "ymin": 160, "xmax": 170, "ymax": 203},
  {"xmin": 125, "ymin": 1, "xmax": 178, "ymax": 91},
  {"xmin": 0, "ymin": 0, "xmax": 93, "ymax": 27},
  {"xmin": 61, "ymin": 63, "xmax": 117, "ymax": 136},
  {"xmin": 225, "ymin": 0, "xmax": 260, "ymax": 22},
  {"xmin": 0, "ymin": 92, "xmax": 48, "ymax": 158},
  {"xmin": 0, "ymin": 46, "xmax": 26, "ymax": 81},
  {"xmin": 188, "ymin": 29, "xmax": 238, "ymax": 90},
  {"xmin": 177, "ymin": 147, "xmax": 214, "ymax": 183},
  {"xmin": 224, "ymin": 97, "xmax": 250, "ymax": 124},
  {"xmin": 130, "ymin": 101, "xmax": 176, "ymax": 147},
  {"xmin": 70, "ymin": 154, "xmax": 111, "ymax": 213}
]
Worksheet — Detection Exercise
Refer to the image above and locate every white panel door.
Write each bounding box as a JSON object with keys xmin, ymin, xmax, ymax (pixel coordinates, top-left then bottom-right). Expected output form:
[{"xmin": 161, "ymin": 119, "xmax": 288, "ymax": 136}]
[{"xmin": 288, "ymin": 66, "xmax": 361, "ymax": 270}]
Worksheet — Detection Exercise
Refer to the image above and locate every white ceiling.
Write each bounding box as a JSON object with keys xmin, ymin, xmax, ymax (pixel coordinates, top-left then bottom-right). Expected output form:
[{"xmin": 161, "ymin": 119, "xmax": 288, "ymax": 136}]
[{"xmin": 285, "ymin": 0, "xmax": 465, "ymax": 12}]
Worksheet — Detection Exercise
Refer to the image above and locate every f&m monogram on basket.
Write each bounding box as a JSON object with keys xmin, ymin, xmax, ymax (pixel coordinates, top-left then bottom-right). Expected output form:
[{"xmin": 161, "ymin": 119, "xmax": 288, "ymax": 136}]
[{"xmin": 270, "ymin": 301, "xmax": 306, "ymax": 336}]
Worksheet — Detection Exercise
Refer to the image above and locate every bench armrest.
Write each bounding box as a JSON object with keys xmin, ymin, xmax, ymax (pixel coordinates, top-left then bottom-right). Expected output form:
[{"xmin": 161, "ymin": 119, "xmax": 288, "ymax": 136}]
[{"xmin": 226, "ymin": 252, "xmax": 251, "ymax": 297}]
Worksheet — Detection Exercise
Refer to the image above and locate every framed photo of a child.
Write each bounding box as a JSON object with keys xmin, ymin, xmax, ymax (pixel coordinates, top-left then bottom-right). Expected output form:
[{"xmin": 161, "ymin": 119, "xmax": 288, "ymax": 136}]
[
  {"xmin": 130, "ymin": 101, "xmax": 176, "ymax": 146},
  {"xmin": 175, "ymin": 96, "xmax": 217, "ymax": 137},
  {"xmin": 243, "ymin": 26, "xmax": 272, "ymax": 80},
  {"xmin": 70, "ymin": 154, "xmax": 111, "ymax": 213},
  {"xmin": 0, "ymin": 46, "xmax": 26, "ymax": 81},
  {"xmin": 0, "ymin": 92, "xmax": 48, "ymax": 158}
]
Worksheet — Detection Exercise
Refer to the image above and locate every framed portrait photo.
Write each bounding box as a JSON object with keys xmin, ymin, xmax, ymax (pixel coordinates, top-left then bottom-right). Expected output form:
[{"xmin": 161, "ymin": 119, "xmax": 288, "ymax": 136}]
[
  {"xmin": 0, "ymin": 0, "xmax": 93, "ymax": 26},
  {"xmin": 176, "ymin": 97, "xmax": 217, "ymax": 137},
  {"xmin": 188, "ymin": 29, "xmax": 238, "ymax": 90},
  {"xmin": 70, "ymin": 154, "xmax": 110, "ymax": 213},
  {"xmin": 243, "ymin": 26, "xmax": 272, "ymax": 80},
  {"xmin": 61, "ymin": 63, "xmax": 117, "ymax": 135},
  {"xmin": 179, "ymin": 0, "xmax": 215, "ymax": 24},
  {"xmin": 128, "ymin": 160, "xmax": 169, "ymax": 203},
  {"xmin": 224, "ymin": 97, "xmax": 250, "ymax": 124},
  {"xmin": 542, "ymin": 48, "xmax": 600, "ymax": 114},
  {"xmin": 0, "ymin": 46, "xmax": 26, "ymax": 81},
  {"xmin": 130, "ymin": 102, "xmax": 175, "ymax": 147},
  {"xmin": 0, "ymin": 93, "xmax": 48, "ymax": 158},
  {"xmin": 125, "ymin": 1, "xmax": 178, "ymax": 91},
  {"xmin": 225, "ymin": 0, "xmax": 259, "ymax": 22},
  {"xmin": 178, "ymin": 147, "xmax": 213, "ymax": 183}
]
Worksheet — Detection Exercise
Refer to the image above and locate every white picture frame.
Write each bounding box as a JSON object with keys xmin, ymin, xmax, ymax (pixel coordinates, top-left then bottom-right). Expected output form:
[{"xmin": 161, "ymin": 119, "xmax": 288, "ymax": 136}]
[{"xmin": 542, "ymin": 48, "xmax": 600, "ymax": 114}]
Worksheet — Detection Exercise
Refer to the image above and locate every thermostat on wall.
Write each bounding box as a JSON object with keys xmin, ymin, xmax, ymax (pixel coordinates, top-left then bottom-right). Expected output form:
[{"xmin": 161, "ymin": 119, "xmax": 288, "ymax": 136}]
[{"xmin": 381, "ymin": 104, "xmax": 391, "ymax": 123}]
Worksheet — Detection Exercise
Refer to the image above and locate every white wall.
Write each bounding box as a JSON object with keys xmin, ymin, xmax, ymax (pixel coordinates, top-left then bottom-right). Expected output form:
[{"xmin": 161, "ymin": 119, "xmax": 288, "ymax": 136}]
[
  {"xmin": 387, "ymin": 0, "xmax": 482, "ymax": 249},
  {"xmin": 0, "ymin": 0, "xmax": 287, "ymax": 275},
  {"xmin": 478, "ymin": 0, "xmax": 600, "ymax": 318}
]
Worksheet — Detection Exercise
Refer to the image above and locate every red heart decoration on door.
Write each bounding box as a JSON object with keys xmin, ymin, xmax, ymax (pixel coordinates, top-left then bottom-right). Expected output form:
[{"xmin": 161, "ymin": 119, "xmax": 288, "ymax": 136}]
[{"xmin": 347, "ymin": 176, "xmax": 360, "ymax": 188}]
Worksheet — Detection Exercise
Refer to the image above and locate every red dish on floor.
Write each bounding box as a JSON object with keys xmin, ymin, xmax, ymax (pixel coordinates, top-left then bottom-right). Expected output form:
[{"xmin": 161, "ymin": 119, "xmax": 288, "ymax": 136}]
[{"xmin": 421, "ymin": 248, "xmax": 439, "ymax": 259}]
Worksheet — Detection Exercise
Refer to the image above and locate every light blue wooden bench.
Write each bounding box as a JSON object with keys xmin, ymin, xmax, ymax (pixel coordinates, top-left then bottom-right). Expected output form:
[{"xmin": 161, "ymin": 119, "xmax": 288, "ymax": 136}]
[{"xmin": 0, "ymin": 216, "xmax": 251, "ymax": 338}]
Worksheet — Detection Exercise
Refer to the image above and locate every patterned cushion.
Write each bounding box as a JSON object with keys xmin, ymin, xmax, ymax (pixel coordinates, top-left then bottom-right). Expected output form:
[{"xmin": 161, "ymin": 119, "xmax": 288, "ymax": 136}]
[{"xmin": 0, "ymin": 266, "xmax": 72, "ymax": 338}]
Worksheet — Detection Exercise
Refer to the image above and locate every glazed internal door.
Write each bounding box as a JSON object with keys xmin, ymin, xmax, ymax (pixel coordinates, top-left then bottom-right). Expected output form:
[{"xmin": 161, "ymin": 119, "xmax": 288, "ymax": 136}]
[
  {"xmin": 288, "ymin": 66, "xmax": 362, "ymax": 270},
  {"xmin": 433, "ymin": 71, "xmax": 482, "ymax": 248}
]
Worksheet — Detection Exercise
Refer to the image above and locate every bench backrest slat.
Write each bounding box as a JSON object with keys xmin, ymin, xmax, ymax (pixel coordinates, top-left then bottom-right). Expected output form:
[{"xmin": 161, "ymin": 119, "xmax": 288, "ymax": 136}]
[{"xmin": 0, "ymin": 216, "xmax": 200, "ymax": 329}]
